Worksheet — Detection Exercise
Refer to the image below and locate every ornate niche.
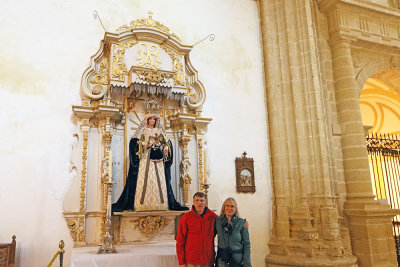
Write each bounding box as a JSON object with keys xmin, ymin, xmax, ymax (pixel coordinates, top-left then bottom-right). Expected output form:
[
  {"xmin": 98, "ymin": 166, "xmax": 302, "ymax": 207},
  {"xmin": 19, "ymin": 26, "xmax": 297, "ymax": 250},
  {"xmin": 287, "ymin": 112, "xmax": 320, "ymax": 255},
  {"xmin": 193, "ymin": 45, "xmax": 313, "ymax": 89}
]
[{"xmin": 63, "ymin": 12, "xmax": 212, "ymax": 247}]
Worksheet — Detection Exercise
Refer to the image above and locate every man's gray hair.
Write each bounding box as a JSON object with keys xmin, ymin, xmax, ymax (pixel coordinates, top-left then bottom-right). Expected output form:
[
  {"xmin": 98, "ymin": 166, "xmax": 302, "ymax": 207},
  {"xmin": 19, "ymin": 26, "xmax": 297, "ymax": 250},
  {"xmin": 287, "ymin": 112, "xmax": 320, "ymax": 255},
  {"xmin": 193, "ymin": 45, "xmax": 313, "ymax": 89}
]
[{"xmin": 193, "ymin": 192, "xmax": 207, "ymax": 200}]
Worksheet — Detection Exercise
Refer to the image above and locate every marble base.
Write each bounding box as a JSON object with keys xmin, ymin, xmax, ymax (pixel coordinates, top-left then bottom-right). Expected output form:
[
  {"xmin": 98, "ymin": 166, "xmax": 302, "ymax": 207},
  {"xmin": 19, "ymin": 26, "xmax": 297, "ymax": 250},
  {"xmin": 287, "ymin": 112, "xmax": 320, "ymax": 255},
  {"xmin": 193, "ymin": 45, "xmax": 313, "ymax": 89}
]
[{"xmin": 112, "ymin": 210, "xmax": 188, "ymax": 244}]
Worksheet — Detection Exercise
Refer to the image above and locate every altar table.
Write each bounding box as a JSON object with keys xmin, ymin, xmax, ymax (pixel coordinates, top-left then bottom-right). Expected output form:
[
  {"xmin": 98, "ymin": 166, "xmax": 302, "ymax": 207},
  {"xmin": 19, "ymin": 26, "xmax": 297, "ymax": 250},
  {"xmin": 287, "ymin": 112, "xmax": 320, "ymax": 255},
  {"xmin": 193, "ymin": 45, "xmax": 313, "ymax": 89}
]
[{"xmin": 71, "ymin": 241, "xmax": 179, "ymax": 267}]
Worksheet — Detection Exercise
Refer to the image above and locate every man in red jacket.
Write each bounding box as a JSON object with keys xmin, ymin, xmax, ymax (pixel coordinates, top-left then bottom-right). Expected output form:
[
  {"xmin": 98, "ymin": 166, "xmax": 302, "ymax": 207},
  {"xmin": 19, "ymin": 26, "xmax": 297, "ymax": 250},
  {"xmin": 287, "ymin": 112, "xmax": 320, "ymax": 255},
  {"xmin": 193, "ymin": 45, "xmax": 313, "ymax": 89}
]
[{"xmin": 176, "ymin": 192, "xmax": 217, "ymax": 267}]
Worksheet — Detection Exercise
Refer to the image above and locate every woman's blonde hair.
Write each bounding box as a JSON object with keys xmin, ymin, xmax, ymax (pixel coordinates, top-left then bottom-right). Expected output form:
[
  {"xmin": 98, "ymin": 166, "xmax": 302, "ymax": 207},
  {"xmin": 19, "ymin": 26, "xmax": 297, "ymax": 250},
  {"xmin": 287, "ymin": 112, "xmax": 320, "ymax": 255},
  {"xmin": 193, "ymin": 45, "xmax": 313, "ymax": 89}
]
[{"xmin": 220, "ymin": 197, "xmax": 239, "ymax": 217}]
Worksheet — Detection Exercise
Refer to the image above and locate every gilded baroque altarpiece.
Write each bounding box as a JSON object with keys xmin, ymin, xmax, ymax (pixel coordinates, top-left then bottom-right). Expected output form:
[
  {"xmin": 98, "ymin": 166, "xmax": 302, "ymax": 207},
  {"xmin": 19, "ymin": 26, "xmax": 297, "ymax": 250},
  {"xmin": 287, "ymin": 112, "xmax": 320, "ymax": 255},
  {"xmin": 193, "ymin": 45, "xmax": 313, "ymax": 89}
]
[{"xmin": 63, "ymin": 13, "xmax": 211, "ymax": 246}]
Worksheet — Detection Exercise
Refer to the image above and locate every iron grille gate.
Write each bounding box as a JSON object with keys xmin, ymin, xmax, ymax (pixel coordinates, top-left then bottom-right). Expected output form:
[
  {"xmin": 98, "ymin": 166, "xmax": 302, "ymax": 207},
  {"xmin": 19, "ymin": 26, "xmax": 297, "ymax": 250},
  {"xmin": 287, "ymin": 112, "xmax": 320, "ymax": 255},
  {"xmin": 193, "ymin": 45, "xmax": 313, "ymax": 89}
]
[{"xmin": 366, "ymin": 133, "xmax": 400, "ymax": 264}]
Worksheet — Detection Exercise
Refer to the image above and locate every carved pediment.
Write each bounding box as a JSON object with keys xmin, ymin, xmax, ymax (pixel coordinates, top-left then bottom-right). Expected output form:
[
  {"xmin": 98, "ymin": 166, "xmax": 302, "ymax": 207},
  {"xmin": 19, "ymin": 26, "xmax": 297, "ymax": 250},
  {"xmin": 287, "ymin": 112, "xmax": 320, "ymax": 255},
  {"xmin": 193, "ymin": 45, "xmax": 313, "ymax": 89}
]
[{"xmin": 81, "ymin": 12, "xmax": 205, "ymax": 110}]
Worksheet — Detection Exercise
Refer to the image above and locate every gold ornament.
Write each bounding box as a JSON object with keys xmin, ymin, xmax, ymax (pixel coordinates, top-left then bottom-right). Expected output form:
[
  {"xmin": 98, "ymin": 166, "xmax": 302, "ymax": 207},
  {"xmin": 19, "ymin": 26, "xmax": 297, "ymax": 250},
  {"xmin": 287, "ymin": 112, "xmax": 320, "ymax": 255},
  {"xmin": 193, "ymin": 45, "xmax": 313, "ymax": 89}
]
[
  {"xmin": 143, "ymin": 98, "xmax": 162, "ymax": 115},
  {"xmin": 90, "ymin": 58, "xmax": 109, "ymax": 85},
  {"xmin": 116, "ymin": 11, "xmax": 181, "ymax": 41},
  {"xmin": 137, "ymin": 43, "xmax": 161, "ymax": 69},
  {"xmin": 160, "ymin": 44, "xmax": 185, "ymax": 86},
  {"xmin": 92, "ymin": 85, "xmax": 103, "ymax": 95},
  {"xmin": 66, "ymin": 218, "xmax": 79, "ymax": 241},
  {"xmin": 80, "ymin": 130, "xmax": 88, "ymax": 212},
  {"xmin": 137, "ymin": 69, "xmax": 168, "ymax": 84},
  {"xmin": 133, "ymin": 216, "xmax": 169, "ymax": 237},
  {"xmin": 112, "ymin": 40, "xmax": 137, "ymax": 81}
]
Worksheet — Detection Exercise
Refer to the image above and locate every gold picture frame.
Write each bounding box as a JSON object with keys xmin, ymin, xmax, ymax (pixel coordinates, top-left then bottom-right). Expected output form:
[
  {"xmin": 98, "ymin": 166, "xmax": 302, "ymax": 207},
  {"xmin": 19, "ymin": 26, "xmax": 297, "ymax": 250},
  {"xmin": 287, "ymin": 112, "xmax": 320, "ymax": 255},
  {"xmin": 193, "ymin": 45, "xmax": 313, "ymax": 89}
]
[{"xmin": 235, "ymin": 152, "xmax": 255, "ymax": 193}]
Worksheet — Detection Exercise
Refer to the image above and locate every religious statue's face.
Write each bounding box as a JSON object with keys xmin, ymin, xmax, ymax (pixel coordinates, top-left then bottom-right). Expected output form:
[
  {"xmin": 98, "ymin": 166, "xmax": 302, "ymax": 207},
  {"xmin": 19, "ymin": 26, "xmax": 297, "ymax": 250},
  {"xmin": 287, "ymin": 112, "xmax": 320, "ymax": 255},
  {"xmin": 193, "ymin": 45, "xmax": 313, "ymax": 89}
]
[{"xmin": 148, "ymin": 116, "xmax": 156, "ymax": 127}]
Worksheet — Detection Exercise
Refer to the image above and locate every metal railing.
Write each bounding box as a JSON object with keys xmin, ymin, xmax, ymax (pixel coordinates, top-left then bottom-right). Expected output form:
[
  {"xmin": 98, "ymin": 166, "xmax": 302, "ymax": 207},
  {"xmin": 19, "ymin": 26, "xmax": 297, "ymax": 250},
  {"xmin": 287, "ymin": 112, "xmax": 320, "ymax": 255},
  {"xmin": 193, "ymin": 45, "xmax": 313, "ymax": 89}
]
[
  {"xmin": 366, "ymin": 133, "xmax": 400, "ymax": 265},
  {"xmin": 47, "ymin": 240, "xmax": 64, "ymax": 267}
]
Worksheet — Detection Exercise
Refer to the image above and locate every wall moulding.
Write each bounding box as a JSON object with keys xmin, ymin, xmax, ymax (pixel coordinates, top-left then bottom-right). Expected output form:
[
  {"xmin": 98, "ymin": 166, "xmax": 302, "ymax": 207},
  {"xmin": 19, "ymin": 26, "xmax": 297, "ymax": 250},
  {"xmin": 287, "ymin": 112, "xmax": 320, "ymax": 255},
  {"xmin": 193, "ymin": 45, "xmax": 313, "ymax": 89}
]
[{"xmin": 320, "ymin": 0, "xmax": 400, "ymax": 51}]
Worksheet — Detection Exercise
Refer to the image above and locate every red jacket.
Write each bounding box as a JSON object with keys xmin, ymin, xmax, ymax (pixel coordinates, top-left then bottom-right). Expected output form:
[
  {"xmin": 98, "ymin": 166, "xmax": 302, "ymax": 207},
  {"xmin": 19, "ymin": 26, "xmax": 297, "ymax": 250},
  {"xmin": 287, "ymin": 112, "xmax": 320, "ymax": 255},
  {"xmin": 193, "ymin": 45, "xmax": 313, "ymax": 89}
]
[{"xmin": 176, "ymin": 207, "xmax": 218, "ymax": 266}]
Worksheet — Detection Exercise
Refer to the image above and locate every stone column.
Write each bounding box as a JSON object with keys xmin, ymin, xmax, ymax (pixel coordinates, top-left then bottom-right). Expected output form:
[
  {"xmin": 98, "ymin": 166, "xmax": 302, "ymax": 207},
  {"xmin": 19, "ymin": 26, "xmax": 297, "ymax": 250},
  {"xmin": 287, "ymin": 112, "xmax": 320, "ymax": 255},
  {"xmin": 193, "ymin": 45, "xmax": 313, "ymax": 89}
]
[
  {"xmin": 258, "ymin": 0, "xmax": 291, "ymax": 243},
  {"xmin": 330, "ymin": 38, "xmax": 398, "ymax": 266},
  {"xmin": 330, "ymin": 39, "xmax": 375, "ymax": 199},
  {"xmin": 259, "ymin": 0, "xmax": 358, "ymax": 265}
]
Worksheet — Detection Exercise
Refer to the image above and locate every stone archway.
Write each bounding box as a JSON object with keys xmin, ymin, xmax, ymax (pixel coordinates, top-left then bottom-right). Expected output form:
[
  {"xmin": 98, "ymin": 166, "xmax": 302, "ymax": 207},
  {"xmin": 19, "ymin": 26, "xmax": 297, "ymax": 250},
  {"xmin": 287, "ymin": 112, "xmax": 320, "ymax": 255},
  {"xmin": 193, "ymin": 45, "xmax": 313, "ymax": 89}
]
[
  {"xmin": 353, "ymin": 49, "xmax": 400, "ymax": 95},
  {"xmin": 260, "ymin": 0, "xmax": 400, "ymax": 266},
  {"xmin": 360, "ymin": 69, "xmax": 400, "ymax": 134}
]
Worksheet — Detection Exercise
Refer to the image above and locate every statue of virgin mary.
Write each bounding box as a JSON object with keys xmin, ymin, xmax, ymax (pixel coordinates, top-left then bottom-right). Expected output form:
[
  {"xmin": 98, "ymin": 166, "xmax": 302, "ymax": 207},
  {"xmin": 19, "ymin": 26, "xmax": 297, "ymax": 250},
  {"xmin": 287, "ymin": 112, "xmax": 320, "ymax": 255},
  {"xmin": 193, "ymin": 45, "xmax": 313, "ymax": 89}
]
[{"xmin": 112, "ymin": 99, "xmax": 188, "ymax": 212}]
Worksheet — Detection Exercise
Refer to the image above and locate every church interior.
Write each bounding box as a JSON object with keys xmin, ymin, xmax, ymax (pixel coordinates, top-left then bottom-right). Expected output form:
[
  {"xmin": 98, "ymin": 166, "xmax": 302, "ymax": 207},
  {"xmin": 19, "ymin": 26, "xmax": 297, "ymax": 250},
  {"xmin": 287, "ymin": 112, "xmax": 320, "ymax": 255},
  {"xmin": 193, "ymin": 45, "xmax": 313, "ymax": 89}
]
[{"xmin": 1, "ymin": 0, "xmax": 400, "ymax": 266}]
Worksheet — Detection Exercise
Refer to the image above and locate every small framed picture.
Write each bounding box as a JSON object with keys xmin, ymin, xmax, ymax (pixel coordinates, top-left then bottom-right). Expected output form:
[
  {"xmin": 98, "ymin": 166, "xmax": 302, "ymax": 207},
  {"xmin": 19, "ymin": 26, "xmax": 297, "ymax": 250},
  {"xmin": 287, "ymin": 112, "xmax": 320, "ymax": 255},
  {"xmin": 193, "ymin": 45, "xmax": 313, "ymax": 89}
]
[{"xmin": 235, "ymin": 152, "xmax": 255, "ymax": 193}]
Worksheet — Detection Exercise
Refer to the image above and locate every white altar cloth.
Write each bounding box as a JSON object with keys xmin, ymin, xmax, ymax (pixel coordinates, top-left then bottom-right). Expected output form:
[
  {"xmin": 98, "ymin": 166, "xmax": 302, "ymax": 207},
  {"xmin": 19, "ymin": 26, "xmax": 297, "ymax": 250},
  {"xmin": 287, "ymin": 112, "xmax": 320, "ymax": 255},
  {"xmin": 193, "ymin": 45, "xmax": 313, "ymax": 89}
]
[{"xmin": 71, "ymin": 241, "xmax": 179, "ymax": 267}]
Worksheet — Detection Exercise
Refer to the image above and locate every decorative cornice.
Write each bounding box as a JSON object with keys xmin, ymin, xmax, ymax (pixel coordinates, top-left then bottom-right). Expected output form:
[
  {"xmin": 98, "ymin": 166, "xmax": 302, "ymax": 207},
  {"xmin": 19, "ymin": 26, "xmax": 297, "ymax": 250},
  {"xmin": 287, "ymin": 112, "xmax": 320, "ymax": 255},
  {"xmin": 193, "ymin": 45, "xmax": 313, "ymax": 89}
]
[
  {"xmin": 320, "ymin": 0, "xmax": 400, "ymax": 15},
  {"xmin": 321, "ymin": 0, "xmax": 400, "ymax": 51},
  {"xmin": 116, "ymin": 11, "xmax": 181, "ymax": 41},
  {"xmin": 137, "ymin": 69, "xmax": 169, "ymax": 84}
]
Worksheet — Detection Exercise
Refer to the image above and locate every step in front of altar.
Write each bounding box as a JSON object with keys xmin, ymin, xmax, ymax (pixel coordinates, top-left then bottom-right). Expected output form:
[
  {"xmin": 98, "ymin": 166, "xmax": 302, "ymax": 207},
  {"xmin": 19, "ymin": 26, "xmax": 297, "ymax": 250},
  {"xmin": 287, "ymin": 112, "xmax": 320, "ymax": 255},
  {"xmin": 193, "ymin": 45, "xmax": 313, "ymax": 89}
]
[{"xmin": 112, "ymin": 210, "xmax": 188, "ymax": 244}]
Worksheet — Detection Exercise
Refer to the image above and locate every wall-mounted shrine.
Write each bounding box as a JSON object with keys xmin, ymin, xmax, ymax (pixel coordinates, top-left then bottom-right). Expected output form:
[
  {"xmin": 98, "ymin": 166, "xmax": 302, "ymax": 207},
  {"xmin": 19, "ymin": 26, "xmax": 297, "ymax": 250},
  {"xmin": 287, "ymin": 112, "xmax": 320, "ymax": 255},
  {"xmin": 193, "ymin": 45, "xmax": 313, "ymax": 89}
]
[{"xmin": 63, "ymin": 12, "xmax": 211, "ymax": 247}]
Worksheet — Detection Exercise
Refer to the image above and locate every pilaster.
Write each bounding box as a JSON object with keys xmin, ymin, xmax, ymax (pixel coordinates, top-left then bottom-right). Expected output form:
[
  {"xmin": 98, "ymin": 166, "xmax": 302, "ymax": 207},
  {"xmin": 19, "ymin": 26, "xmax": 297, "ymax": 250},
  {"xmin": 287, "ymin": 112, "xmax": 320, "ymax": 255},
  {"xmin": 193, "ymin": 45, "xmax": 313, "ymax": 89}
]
[
  {"xmin": 259, "ymin": 0, "xmax": 358, "ymax": 265},
  {"xmin": 330, "ymin": 36, "xmax": 398, "ymax": 266},
  {"xmin": 179, "ymin": 134, "xmax": 191, "ymax": 207}
]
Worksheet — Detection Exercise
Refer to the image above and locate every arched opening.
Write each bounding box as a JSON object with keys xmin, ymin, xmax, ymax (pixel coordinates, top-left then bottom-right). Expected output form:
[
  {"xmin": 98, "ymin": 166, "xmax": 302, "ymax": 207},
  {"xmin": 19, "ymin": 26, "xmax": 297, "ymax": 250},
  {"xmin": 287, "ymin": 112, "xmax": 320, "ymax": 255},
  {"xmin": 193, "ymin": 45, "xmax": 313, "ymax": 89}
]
[
  {"xmin": 360, "ymin": 69, "xmax": 400, "ymax": 134},
  {"xmin": 360, "ymin": 69, "xmax": 400, "ymax": 262}
]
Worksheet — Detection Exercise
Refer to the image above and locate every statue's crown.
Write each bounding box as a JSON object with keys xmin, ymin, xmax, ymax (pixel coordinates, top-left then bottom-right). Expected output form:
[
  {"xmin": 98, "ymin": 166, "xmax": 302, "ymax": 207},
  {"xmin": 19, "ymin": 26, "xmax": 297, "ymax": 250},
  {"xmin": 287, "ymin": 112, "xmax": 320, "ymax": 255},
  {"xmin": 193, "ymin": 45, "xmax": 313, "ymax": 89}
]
[{"xmin": 144, "ymin": 98, "xmax": 162, "ymax": 115}]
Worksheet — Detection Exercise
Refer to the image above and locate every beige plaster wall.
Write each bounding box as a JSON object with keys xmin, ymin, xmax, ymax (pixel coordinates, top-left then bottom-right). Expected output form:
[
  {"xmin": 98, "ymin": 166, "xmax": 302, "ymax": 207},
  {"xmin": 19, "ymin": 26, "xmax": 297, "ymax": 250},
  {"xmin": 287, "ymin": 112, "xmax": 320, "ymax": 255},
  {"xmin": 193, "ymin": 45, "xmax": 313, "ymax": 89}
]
[{"xmin": 0, "ymin": 0, "xmax": 270, "ymax": 266}]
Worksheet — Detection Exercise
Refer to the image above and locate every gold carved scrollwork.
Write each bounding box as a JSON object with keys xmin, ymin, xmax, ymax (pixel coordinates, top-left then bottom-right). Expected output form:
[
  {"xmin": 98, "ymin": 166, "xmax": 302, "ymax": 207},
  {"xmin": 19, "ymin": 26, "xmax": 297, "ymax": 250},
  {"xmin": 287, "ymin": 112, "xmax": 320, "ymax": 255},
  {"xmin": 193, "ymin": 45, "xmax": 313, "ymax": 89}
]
[
  {"xmin": 188, "ymin": 91, "xmax": 199, "ymax": 105},
  {"xmin": 133, "ymin": 216, "xmax": 169, "ymax": 237},
  {"xmin": 137, "ymin": 43, "xmax": 161, "ymax": 69},
  {"xmin": 160, "ymin": 44, "xmax": 185, "ymax": 86},
  {"xmin": 103, "ymin": 131, "xmax": 113, "ymax": 145},
  {"xmin": 112, "ymin": 40, "xmax": 137, "ymax": 81},
  {"xmin": 137, "ymin": 69, "xmax": 168, "ymax": 84},
  {"xmin": 185, "ymin": 79, "xmax": 199, "ymax": 105},
  {"xmin": 80, "ymin": 130, "xmax": 88, "ymax": 212},
  {"xmin": 66, "ymin": 218, "xmax": 79, "ymax": 242},
  {"xmin": 90, "ymin": 58, "xmax": 109, "ymax": 85},
  {"xmin": 198, "ymin": 139, "xmax": 204, "ymax": 192},
  {"xmin": 77, "ymin": 217, "xmax": 85, "ymax": 242},
  {"xmin": 102, "ymin": 131, "xmax": 113, "ymax": 209},
  {"xmin": 179, "ymin": 136, "xmax": 192, "ymax": 205},
  {"xmin": 92, "ymin": 85, "xmax": 103, "ymax": 96},
  {"xmin": 116, "ymin": 11, "xmax": 181, "ymax": 41},
  {"xmin": 173, "ymin": 67, "xmax": 185, "ymax": 85},
  {"xmin": 90, "ymin": 118, "xmax": 100, "ymax": 128},
  {"xmin": 66, "ymin": 217, "xmax": 85, "ymax": 243}
]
